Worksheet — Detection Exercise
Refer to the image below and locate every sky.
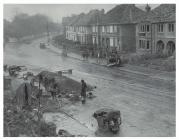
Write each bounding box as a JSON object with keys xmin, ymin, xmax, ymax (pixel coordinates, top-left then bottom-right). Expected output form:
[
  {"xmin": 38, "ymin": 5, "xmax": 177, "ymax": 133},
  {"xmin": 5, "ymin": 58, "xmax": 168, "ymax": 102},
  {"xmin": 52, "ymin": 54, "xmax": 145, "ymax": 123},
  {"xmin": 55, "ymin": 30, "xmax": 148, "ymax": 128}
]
[{"xmin": 4, "ymin": 4, "xmax": 159, "ymax": 23}]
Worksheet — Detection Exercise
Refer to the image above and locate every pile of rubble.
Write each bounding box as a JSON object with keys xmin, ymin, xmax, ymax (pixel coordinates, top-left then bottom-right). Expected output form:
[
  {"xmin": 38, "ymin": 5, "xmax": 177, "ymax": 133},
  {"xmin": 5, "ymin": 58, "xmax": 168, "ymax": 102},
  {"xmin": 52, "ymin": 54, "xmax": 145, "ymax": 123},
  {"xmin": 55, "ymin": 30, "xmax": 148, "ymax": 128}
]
[{"xmin": 4, "ymin": 65, "xmax": 97, "ymax": 137}]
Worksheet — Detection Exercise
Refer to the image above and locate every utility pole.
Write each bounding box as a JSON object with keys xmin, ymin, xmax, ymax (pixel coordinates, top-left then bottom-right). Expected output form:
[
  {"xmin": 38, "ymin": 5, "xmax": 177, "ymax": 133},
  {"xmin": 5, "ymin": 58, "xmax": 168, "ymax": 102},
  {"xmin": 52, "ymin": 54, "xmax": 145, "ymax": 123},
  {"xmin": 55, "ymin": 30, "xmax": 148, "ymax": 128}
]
[
  {"xmin": 97, "ymin": 15, "xmax": 99, "ymax": 50},
  {"xmin": 96, "ymin": 14, "xmax": 99, "ymax": 63},
  {"xmin": 46, "ymin": 21, "xmax": 50, "ymax": 45}
]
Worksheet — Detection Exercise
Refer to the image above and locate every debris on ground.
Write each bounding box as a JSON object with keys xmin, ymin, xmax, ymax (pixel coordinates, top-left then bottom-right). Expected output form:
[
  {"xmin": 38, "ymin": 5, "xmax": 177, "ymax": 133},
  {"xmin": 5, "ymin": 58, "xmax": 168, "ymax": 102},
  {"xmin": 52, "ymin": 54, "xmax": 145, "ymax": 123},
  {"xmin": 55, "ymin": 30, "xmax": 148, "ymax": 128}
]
[
  {"xmin": 8, "ymin": 65, "xmax": 27, "ymax": 77},
  {"xmin": 4, "ymin": 68, "xmax": 97, "ymax": 137}
]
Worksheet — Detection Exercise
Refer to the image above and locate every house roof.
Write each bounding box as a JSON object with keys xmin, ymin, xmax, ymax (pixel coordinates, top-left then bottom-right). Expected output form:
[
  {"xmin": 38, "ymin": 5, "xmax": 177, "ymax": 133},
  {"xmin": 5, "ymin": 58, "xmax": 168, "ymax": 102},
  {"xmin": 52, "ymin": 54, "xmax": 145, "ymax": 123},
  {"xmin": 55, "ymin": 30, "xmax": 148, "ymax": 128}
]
[
  {"xmin": 62, "ymin": 4, "xmax": 176, "ymax": 26},
  {"xmin": 62, "ymin": 14, "xmax": 82, "ymax": 26},
  {"xmin": 62, "ymin": 9, "xmax": 104, "ymax": 26},
  {"xmin": 138, "ymin": 4, "xmax": 176, "ymax": 23},
  {"xmin": 73, "ymin": 9, "xmax": 104, "ymax": 26},
  {"xmin": 101, "ymin": 4, "xmax": 145, "ymax": 25},
  {"xmin": 152, "ymin": 4, "xmax": 176, "ymax": 23}
]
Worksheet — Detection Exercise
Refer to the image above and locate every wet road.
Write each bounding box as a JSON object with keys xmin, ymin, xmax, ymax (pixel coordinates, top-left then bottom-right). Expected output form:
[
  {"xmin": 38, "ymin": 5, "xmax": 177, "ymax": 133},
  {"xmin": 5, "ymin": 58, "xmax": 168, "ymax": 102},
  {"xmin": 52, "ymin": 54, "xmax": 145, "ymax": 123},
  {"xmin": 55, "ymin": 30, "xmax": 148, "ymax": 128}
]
[{"xmin": 4, "ymin": 38, "xmax": 175, "ymax": 136}]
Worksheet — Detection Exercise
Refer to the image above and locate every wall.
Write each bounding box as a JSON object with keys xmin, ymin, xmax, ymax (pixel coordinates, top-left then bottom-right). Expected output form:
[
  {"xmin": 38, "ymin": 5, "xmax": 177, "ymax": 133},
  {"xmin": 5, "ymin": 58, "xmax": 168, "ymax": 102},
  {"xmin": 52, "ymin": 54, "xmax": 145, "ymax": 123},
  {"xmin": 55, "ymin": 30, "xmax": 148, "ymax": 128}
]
[
  {"xmin": 120, "ymin": 24, "xmax": 136, "ymax": 52},
  {"xmin": 136, "ymin": 22, "xmax": 152, "ymax": 54},
  {"xmin": 153, "ymin": 22, "xmax": 176, "ymax": 54}
]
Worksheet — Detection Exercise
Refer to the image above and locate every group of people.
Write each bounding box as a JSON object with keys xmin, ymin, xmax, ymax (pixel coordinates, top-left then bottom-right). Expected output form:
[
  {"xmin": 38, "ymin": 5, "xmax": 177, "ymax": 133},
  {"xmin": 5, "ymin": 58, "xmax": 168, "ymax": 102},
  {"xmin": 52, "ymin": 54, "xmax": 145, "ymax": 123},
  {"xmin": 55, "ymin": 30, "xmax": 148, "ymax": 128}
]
[
  {"xmin": 31, "ymin": 75, "xmax": 88, "ymax": 105},
  {"xmin": 48, "ymin": 79, "xmax": 87, "ymax": 105}
]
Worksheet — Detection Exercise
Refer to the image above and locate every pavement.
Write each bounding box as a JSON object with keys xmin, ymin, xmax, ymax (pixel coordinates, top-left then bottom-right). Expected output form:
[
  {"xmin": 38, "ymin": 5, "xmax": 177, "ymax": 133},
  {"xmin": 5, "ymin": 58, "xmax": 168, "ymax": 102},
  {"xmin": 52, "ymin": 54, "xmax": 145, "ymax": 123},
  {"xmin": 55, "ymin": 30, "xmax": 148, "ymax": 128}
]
[{"xmin": 47, "ymin": 44, "xmax": 175, "ymax": 83}]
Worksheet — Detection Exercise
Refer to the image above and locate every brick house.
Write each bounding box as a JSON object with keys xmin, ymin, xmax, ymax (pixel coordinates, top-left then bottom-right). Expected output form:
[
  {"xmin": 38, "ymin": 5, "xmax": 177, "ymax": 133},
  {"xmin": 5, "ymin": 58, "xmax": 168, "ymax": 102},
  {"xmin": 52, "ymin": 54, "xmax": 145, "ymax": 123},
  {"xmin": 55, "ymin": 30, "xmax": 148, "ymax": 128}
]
[
  {"xmin": 136, "ymin": 4, "xmax": 176, "ymax": 56},
  {"xmin": 92, "ymin": 4, "xmax": 145, "ymax": 57}
]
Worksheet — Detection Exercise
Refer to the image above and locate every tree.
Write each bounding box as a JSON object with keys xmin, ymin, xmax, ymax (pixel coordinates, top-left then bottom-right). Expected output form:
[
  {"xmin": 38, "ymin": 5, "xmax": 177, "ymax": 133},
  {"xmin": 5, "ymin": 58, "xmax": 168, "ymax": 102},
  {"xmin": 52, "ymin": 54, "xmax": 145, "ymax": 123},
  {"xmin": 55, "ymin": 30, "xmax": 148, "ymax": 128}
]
[{"xmin": 4, "ymin": 13, "xmax": 62, "ymax": 40}]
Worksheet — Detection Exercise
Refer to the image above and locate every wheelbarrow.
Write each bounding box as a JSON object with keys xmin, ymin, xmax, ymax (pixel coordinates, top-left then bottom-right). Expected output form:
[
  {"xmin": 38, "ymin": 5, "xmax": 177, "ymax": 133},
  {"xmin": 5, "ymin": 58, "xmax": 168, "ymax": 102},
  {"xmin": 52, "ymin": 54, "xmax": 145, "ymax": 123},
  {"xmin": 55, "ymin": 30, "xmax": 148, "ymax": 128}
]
[{"xmin": 93, "ymin": 108, "xmax": 121, "ymax": 134}]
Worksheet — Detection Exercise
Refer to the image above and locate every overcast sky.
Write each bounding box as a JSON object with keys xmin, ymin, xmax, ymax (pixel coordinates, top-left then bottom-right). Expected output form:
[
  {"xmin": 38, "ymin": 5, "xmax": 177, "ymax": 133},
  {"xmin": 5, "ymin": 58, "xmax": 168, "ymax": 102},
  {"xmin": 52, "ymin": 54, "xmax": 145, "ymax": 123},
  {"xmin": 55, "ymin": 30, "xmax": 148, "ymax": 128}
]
[{"xmin": 4, "ymin": 4, "xmax": 159, "ymax": 23}]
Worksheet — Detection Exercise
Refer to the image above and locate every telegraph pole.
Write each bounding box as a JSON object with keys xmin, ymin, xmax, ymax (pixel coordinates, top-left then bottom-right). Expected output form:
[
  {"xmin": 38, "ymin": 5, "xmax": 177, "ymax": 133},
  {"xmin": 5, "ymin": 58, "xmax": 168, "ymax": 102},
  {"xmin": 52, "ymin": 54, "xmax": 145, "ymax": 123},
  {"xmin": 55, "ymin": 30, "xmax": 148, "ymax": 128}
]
[{"xmin": 46, "ymin": 21, "xmax": 50, "ymax": 45}]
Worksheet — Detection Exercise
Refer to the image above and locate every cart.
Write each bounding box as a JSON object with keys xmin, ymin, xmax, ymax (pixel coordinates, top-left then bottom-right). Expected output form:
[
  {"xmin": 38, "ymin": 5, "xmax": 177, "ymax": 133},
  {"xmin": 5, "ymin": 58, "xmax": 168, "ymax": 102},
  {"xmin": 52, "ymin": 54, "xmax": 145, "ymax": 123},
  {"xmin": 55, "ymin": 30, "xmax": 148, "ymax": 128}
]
[{"xmin": 93, "ymin": 108, "xmax": 121, "ymax": 134}]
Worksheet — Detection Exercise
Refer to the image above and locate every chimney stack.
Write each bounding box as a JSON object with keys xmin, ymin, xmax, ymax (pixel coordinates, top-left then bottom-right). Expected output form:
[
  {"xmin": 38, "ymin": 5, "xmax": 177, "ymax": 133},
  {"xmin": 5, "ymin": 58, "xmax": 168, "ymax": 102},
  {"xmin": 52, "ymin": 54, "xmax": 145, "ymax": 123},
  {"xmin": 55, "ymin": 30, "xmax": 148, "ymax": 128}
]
[{"xmin": 145, "ymin": 4, "xmax": 151, "ymax": 12}]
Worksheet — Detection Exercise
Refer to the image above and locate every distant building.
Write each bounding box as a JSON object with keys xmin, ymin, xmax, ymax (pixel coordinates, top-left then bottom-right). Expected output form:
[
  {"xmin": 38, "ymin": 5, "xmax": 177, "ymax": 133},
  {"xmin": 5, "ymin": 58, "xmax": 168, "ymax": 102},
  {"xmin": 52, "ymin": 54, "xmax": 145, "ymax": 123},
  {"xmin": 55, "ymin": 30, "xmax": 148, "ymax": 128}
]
[
  {"xmin": 136, "ymin": 4, "xmax": 176, "ymax": 56},
  {"xmin": 63, "ymin": 10, "xmax": 104, "ymax": 46},
  {"xmin": 63, "ymin": 15, "xmax": 79, "ymax": 42}
]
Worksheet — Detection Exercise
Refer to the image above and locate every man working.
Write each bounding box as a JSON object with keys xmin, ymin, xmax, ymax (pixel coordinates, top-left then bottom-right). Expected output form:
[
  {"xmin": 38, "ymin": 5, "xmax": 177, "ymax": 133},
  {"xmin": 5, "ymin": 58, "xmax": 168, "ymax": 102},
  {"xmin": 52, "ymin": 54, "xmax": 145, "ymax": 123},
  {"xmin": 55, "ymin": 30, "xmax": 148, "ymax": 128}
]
[{"xmin": 81, "ymin": 79, "xmax": 87, "ymax": 104}]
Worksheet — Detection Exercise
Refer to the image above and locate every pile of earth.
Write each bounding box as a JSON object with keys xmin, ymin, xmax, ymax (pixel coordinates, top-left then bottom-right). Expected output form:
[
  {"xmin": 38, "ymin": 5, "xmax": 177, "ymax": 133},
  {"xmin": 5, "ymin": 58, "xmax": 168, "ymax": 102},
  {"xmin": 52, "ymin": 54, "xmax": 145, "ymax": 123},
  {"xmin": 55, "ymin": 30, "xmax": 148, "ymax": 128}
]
[
  {"xmin": 36, "ymin": 71, "xmax": 93, "ymax": 93},
  {"xmin": 33, "ymin": 71, "xmax": 95, "ymax": 112}
]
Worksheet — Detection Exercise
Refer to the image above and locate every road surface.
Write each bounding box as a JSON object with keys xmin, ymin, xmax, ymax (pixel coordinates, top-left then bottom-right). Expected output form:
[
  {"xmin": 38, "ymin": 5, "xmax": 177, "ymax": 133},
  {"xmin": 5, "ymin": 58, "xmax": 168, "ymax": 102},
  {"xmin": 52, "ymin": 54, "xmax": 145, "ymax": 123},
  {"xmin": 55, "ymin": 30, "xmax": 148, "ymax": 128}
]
[{"xmin": 4, "ymin": 38, "xmax": 175, "ymax": 136}]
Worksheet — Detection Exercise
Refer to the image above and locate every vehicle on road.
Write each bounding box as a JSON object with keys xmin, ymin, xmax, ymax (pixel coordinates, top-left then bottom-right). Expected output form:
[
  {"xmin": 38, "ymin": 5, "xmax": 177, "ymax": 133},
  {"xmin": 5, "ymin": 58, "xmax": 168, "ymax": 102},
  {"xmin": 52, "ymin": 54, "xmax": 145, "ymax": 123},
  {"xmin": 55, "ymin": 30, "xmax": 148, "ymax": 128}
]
[
  {"xmin": 40, "ymin": 42, "xmax": 47, "ymax": 49},
  {"xmin": 107, "ymin": 54, "xmax": 122, "ymax": 67}
]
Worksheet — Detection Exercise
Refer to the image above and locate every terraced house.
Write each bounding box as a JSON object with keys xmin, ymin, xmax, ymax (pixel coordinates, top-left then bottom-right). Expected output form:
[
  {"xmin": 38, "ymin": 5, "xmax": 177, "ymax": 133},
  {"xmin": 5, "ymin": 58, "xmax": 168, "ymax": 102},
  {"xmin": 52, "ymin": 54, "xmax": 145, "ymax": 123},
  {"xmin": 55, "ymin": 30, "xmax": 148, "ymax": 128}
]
[
  {"xmin": 63, "ymin": 10, "xmax": 104, "ymax": 45},
  {"xmin": 63, "ymin": 14, "xmax": 80, "ymax": 42},
  {"xmin": 136, "ymin": 4, "xmax": 176, "ymax": 56},
  {"xmin": 63, "ymin": 4, "xmax": 176, "ymax": 57}
]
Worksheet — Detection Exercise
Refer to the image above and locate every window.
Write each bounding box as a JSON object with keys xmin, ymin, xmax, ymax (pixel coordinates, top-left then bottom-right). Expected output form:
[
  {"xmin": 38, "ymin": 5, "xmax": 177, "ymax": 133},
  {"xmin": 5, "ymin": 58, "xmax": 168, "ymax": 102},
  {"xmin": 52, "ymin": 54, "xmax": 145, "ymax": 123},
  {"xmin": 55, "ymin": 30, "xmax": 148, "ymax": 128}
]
[
  {"xmin": 114, "ymin": 37, "xmax": 118, "ymax": 46},
  {"xmin": 92, "ymin": 37, "xmax": 97, "ymax": 44},
  {"xmin": 95, "ymin": 26, "xmax": 98, "ymax": 32},
  {"xmin": 139, "ymin": 24, "xmax": 150, "ymax": 32},
  {"xmin": 113, "ymin": 26, "xmax": 117, "ymax": 33},
  {"xmin": 142, "ymin": 25, "xmax": 145, "ymax": 32},
  {"xmin": 142, "ymin": 40, "xmax": 145, "ymax": 49},
  {"xmin": 102, "ymin": 26, "xmax": 105, "ymax": 32},
  {"xmin": 140, "ymin": 25, "xmax": 143, "ymax": 32},
  {"xmin": 157, "ymin": 24, "xmax": 164, "ymax": 32},
  {"xmin": 139, "ymin": 40, "xmax": 141, "ymax": 48},
  {"xmin": 92, "ymin": 26, "xmax": 96, "ymax": 32},
  {"xmin": 110, "ymin": 37, "xmax": 114, "ymax": 47},
  {"xmin": 106, "ymin": 26, "xmax": 110, "ymax": 33},
  {"xmin": 140, "ymin": 25, "xmax": 145, "ymax": 32},
  {"xmin": 168, "ymin": 23, "xmax": 174, "ymax": 32},
  {"xmin": 147, "ymin": 41, "xmax": 150, "ymax": 49},
  {"xmin": 139, "ymin": 40, "xmax": 146, "ymax": 49},
  {"xmin": 146, "ymin": 25, "xmax": 150, "ymax": 32},
  {"xmin": 110, "ymin": 26, "xmax": 113, "ymax": 33}
]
